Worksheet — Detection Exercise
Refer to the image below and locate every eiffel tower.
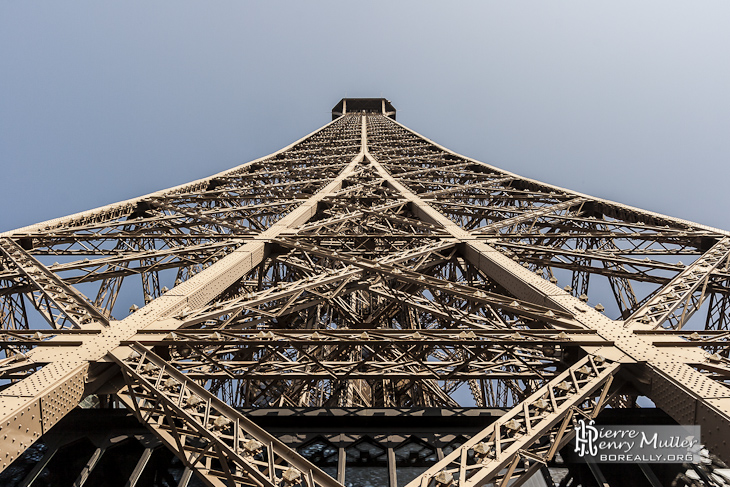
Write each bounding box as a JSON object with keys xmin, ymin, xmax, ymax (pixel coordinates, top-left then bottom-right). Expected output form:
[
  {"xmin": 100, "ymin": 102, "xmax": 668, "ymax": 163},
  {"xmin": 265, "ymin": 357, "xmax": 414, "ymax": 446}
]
[{"xmin": 2, "ymin": 98, "xmax": 730, "ymax": 487}]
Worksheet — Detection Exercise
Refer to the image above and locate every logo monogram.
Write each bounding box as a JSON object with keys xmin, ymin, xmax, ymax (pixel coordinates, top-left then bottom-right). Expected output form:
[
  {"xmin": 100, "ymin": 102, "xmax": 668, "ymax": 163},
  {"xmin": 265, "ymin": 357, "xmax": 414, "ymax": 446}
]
[{"xmin": 574, "ymin": 419, "xmax": 599, "ymax": 457}]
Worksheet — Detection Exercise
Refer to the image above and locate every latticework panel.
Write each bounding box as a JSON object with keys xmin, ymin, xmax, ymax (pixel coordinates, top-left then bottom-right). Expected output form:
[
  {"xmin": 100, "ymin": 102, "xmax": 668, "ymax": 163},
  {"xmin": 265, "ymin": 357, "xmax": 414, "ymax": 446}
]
[{"xmin": 2, "ymin": 103, "xmax": 730, "ymax": 487}]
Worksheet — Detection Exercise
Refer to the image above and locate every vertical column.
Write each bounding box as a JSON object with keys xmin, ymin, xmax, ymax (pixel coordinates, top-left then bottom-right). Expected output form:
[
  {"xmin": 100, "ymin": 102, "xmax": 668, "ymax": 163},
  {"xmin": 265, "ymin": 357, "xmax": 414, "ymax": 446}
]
[
  {"xmin": 387, "ymin": 447, "xmax": 397, "ymax": 487},
  {"xmin": 337, "ymin": 446, "xmax": 346, "ymax": 484}
]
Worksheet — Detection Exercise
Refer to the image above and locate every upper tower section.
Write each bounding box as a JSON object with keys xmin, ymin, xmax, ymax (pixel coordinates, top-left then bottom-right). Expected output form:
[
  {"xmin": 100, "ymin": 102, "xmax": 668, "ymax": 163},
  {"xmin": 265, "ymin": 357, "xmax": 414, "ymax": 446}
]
[{"xmin": 332, "ymin": 98, "xmax": 396, "ymax": 120}]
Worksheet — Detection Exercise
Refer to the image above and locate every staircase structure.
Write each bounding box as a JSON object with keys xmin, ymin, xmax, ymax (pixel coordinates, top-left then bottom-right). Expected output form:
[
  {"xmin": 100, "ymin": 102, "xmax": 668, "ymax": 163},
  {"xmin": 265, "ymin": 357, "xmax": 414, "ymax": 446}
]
[{"xmin": 1, "ymin": 98, "xmax": 730, "ymax": 486}]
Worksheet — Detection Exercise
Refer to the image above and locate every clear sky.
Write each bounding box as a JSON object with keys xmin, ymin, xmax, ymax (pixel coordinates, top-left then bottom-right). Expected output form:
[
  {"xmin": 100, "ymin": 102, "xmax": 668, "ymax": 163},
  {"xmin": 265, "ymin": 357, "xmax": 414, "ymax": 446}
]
[{"xmin": 2, "ymin": 1, "xmax": 729, "ymax": 233}]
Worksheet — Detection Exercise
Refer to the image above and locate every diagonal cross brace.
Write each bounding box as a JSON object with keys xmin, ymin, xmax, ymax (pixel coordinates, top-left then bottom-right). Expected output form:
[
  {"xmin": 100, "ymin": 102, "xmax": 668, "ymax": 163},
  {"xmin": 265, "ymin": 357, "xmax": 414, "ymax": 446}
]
[
  {"xmin": 0, "ymin": 237, "xmax": 110, "ymax": 330},
  {"xmin": 472, "ymin": 197, "xmax": 588, "ymax": 235},
  {"xmin": 0, "ymin": 115, "xmax": 365, "ymax": 480},
  {"xmin": 405, "ymin": 355, "xmax": 619, "ymax": 487},
  {"xmin": 626, "ymin": 236, "xmax": 730, "ymax": 330},
  {"xmin": 113, "ymin": 344, "xmax": 342, "ymax": 487},
  {"xmin": 364, "ymin": 115, "xmax": 730, "ymax": 474}
]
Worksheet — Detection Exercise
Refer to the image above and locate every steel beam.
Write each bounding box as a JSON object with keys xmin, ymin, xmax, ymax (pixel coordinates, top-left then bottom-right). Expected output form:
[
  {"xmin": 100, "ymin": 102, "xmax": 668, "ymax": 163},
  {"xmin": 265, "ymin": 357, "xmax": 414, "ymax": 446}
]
[
  {"xmin": 0, "ymin": 115, "xmax": 364, "ymax": 480},
  {"xmin": 5, "ymin": 104, "xmax": 730, "ymax": 487},
  {"xmin": 113, "ymin": 344, "xmax": 341, "ymax": 487},
  {"xmin": 404, "ymin": 355, "xmax": 619, "ymax": 487},
  {"xmin": 0, "ymin": 237, "xmax": 109, "ymax": 330},
  {"xmin": 626, "ymin": 237, "xmax": 730, "ymax": 330},
  {"xmin": 364, "ymin": 114, "xmax": 730, "ymax": 472}
]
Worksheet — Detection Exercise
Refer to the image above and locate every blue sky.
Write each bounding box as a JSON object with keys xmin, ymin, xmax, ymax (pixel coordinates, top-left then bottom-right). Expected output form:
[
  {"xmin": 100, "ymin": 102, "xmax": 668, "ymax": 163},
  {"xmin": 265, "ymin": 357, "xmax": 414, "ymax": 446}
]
[{"xmin": 2, "ymin": 1, "xmax": 730, "ymax": 233}]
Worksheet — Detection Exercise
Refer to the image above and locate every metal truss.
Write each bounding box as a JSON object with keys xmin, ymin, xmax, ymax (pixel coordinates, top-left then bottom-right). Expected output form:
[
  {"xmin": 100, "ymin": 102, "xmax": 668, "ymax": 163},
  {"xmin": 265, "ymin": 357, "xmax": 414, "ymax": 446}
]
[
  {"xmin": 114, "ymin": 344, "xmax": 341, "ymax": 487},
  {"xmin": 409, "ymin": 355, "xmax": 619, "ymax": 487},
  {"xmin": 3, "ymin": 99, "xmax": 730, "ymax": 487}
]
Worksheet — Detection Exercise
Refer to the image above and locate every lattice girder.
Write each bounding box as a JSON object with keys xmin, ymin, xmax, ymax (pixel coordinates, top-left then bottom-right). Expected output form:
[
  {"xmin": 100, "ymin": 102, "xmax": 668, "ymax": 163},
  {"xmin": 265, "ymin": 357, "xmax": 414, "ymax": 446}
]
[{"xmin": 3, "ymin": 106, "xmax": 730, "ymax": 487}]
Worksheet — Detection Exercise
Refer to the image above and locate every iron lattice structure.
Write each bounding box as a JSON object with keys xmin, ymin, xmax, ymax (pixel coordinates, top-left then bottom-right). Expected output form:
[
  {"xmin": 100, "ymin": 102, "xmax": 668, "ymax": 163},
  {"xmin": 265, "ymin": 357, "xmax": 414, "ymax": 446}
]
[{"xmin": 2, "ymin": 98, "xmax": 730, "ymax": 487}]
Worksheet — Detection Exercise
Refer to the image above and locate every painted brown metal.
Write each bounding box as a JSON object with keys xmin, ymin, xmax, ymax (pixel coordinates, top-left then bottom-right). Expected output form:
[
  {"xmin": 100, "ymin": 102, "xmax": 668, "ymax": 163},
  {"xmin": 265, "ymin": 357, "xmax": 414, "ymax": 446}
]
[{"xmin": 2, "ymin": 102, "xmax": 730, "ymax": 486}]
